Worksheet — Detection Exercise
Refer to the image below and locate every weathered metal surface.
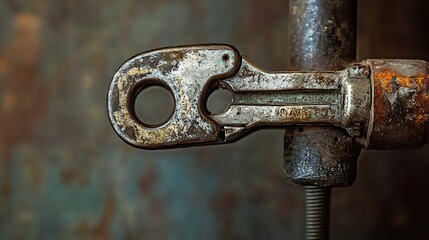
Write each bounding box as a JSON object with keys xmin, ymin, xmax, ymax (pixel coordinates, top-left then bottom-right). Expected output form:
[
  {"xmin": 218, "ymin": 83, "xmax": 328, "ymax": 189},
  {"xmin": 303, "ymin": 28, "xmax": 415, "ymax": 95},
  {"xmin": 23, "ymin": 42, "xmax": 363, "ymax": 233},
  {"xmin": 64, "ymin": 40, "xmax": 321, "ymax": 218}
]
[
  {"xmin": 109, "ymin": 46, "xmax": 380, "ymax": 149},
  {"xmin": 216, "ymin": 60, "xmax": 371, "ymax": 142},
  {"xmin": 2, "ymin": 0, "xmax": 429, "ymax": 239},
  {"xmin": 109, "ymin": 45, "xmax": 429, "ymax": 151},
  {"xmin": 284, "ymin": 126, "xmax": 361, "ymax": 186},
  {"xmin": 366, "ymin": 59, "xmax": 429, "ymax": 148},
  {"xmin": 288, "ymin": 0, "xmax": 357, "ymax": 72},
  {"xmin": 287, "ymin": 1, "xmax": 357, "ymax": 238},
  {"xmin": 108, "ymin": 45, "xmax": 240, "ymax": 149}
]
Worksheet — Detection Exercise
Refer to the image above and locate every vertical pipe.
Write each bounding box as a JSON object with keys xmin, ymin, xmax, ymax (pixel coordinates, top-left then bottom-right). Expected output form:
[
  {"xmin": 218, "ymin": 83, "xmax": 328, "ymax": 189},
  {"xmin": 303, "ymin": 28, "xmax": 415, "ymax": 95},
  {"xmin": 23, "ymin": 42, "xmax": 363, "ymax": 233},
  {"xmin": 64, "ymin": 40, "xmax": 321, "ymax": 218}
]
[
  {"xmin": 288, "ymin": 0, "xmax": 357, "ymax": 71},
  {"xmin": 287, "ymin": 0, "xmax": 357, "ymax": 239}
]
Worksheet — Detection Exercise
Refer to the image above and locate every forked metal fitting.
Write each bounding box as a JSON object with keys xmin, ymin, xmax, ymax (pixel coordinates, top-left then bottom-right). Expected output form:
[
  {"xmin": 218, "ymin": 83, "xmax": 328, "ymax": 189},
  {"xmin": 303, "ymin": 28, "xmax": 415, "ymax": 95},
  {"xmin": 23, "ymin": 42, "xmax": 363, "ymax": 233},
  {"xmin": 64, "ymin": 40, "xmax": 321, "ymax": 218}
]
[{"xmin": 107, "ymin": 45, "xmax": 429, "ymax": 149}]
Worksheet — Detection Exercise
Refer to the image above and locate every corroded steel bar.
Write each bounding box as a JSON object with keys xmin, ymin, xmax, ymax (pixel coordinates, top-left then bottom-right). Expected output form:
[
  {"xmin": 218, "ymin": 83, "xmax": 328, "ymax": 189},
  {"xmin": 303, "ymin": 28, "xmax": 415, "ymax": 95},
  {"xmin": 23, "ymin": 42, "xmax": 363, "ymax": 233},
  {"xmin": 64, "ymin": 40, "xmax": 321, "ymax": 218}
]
[{"xmin": 288, "ymin": 0, "xmax": 357, "ymax": 72}]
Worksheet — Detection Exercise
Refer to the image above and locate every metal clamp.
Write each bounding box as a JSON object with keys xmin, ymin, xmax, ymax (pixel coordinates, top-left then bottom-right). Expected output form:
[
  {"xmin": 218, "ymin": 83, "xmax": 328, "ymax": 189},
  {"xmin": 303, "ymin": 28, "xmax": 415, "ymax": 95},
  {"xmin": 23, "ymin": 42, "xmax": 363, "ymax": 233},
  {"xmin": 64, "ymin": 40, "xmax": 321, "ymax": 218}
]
[{"xmin": 107, "ymin": 45, "xmax": 429, "ymax": 149}]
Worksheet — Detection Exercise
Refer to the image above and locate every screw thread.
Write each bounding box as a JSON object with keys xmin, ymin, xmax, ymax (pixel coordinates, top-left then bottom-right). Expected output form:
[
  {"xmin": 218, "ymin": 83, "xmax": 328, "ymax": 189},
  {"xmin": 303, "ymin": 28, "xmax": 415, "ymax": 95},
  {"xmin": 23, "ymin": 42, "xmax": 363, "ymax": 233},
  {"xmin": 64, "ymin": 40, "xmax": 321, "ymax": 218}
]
[{"xmin": 305, "ymin": 186, "xmax": 331, "ymax": 240}]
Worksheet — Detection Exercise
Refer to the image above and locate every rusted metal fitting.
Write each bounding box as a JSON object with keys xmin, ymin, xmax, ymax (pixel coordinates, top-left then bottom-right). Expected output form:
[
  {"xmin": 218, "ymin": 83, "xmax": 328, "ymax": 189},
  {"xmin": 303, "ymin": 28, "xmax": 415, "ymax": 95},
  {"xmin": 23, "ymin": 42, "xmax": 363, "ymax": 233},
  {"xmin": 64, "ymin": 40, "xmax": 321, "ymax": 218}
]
[
  {"xmin": 107, "ymin": 45, "xmax": 428, "ymax": 150},
  {"xmin": 284, "ymin": 126, "xmax": 361, "ymax": 187},
  {"xmin": 366, "ymin": 59, "xmax": 429, "ymax": 148}
]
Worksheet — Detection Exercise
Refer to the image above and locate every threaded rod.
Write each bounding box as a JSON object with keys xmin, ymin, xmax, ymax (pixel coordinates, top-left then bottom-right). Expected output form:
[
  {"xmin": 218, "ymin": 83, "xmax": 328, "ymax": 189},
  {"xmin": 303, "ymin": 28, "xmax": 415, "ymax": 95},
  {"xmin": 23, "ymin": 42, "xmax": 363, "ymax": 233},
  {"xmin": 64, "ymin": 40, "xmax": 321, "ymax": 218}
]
[{"xmin": 305, "ymin": 186, "xmax": 331, "ymax": 240}]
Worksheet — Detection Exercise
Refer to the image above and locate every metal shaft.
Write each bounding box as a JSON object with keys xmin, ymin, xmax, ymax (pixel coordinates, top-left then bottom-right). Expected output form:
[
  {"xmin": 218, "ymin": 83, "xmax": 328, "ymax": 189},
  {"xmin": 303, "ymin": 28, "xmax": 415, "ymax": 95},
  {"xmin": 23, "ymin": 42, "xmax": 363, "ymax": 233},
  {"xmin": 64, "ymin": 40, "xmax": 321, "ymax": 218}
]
[
  {"xmin": 288, "ymin": 0, "xmax": 357, "ymax": 71},
  {"xmin": 287, "ymin": 0, "xmax": 357, "ymax": 239},
  {"xmin": 305, "ymin": 186, "xmax": 331, "ymax": 240}
]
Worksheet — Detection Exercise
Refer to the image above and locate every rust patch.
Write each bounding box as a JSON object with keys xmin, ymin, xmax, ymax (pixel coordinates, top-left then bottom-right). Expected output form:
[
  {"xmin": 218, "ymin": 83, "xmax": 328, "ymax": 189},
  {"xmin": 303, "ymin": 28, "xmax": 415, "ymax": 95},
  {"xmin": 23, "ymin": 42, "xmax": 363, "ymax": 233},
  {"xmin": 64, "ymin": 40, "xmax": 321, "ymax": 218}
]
[
  {"xmin": 0, "ymin": 13, "xmax": 45, "ymax": 196},
  {"xmin": 373, "ymin": 76, "xmax": 387, "ymax": 123},
  {"xmin": 368, "ymin": 60, "xmax": 429, "ymax": 148},
  {"xmin": 374, "ymin": 71, "xmax": 426, "ymax": 93}
]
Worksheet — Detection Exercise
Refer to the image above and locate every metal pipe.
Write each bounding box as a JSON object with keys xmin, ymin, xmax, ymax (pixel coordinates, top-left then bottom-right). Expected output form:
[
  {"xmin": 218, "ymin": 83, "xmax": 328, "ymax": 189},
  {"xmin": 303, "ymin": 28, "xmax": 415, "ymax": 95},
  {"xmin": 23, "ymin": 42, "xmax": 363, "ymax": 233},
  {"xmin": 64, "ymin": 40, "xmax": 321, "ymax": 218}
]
[
  {"xmin": 288, "ymin": 0, "xmax": 357, "ymax": 71},
  {"xmin": 286, "ymin": 0, "xmax": 358, "ymax": 239}
]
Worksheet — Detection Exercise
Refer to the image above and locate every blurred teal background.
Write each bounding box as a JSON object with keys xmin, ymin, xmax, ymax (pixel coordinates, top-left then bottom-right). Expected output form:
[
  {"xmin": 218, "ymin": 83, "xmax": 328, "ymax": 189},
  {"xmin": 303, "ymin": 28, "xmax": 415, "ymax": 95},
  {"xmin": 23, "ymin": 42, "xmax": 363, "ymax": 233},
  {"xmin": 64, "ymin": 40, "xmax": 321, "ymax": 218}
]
[{"xmin": 0, "ymin": 0, "xmax": 428, "ymax": 239}]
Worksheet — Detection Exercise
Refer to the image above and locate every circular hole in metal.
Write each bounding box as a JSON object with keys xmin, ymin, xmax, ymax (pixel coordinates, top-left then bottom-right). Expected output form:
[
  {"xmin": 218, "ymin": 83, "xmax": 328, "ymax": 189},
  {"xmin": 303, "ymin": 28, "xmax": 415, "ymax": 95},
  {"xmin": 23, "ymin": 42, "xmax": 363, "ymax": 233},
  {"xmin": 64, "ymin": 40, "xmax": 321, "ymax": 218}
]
[
  {"xmin": 333, "ymin": 136, "xmax": 339, "ymax": 143},
  {"xmin": 206, "ymin": 87, "xmax": 232, "ymax": 114},
  {"xmin": 133, "ymin": 84, "xmax": 175, "ymax": 127},
  {"xmin": 298, "ymin": 127, "xmax": 304, "ymax": 132},
  {"xmin": 222, "ymin": 54, "xmax": 230, "ymax": 61}
]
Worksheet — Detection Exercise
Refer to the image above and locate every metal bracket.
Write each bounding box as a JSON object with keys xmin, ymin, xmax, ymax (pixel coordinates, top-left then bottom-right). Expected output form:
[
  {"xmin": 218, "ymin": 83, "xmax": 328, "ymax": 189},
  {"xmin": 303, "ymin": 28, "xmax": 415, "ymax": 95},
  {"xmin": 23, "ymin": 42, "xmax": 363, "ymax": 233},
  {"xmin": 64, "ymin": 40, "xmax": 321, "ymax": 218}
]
[{"xmin": 107, "ymin": 45, "xmax": 429, "ymax": 150}]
